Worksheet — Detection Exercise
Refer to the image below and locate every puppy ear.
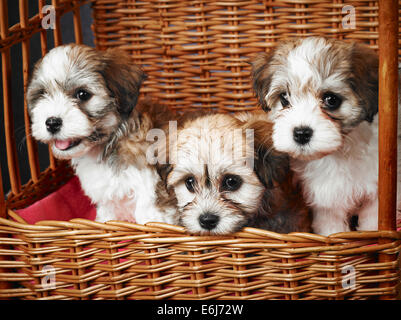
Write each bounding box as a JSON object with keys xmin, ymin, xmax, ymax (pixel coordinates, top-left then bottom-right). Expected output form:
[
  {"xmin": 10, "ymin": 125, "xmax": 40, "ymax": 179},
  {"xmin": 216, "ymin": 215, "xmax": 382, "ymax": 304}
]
[
  {"xmin": 100, "ymin": 49, "xmax": 147, "ymax": 118},
  {"xmin": 155, "ymin": 163, "xmax": 179, "ymax": 212},
  {"xmin": 255, "ymin": 142, "xmax": 290, "ymax": 189},
  {"xmin": 156, "ymin": 163, "xmax": 173, "ymax": 186},
  {"xmin": 348, "ymin": 42, "xmax": 378, "ymax": 123},
  {"xmin": 244, "ymin": 118, "xmax": 290, "ymax": 188},
  {"xmin": 250, "ymin": 51, "xmax": 275, "ymax": 112},
  {"xmin": 26, "ymin": 57, "xmax": 45, "ymax": 114}
]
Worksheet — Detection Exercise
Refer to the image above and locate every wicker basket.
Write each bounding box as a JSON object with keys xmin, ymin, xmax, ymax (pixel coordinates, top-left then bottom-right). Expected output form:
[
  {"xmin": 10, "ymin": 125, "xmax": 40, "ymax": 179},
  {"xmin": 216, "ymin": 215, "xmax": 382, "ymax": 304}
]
[{"xmin": 0, "ymin": 0, "xmax": 400, "ymax": 300}]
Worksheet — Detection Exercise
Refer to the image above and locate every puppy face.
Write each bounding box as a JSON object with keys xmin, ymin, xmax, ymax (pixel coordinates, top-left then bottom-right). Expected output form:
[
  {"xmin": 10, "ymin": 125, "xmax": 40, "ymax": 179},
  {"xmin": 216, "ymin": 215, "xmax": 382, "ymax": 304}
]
[
  {"xmin": 27, "ymin": 44, "xmax": 145, "ymax": 159},
  {"xmin": 161, "ymin": 114, "xmax": 287, "ymax": 235},
  {"xmin": 251, "ymin": 37, "xmax": 378, "ymax": 160}
]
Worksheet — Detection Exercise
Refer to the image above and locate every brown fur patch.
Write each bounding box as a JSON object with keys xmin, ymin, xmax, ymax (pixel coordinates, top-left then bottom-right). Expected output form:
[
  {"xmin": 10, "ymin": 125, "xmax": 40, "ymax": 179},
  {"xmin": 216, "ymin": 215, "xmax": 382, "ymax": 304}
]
[
  {"xmin": 116, "ymin": 98, "xmax": 180, "ymax": 215},
  {"xmin": 347, "ymin": 42, "xmax": 378, "ymax": 123},
  {"xmin": 238, "ymin": 113, "xmax": 312, "ymax": 233},
  {"xmin": 99, "ymin": 49, "xmax": 147, "ymax": 118},
  {"xmin": 250, "ymin": 38, "xmax": 300, "ymax": 110},
  {"xmin": 251, "ymin": 175, "xmax": 312, "ymax": 233},
  {"xmin": 116, "ymin": 98, "xmax": 178, "ymax": 167}
]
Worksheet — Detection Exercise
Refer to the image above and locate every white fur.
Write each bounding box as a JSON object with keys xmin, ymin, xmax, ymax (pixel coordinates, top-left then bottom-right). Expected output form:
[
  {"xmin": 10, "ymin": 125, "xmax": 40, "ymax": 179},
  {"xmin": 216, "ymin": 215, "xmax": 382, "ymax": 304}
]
[
  {"xmin": 72, "ymin": 154, "xmax": 174, "ymax": 224},
  {"xmin": 30, "ymin": 91, "xmax": 92, "ymax": 143},
  {"xmin": 271, "ymin": 96, "xmax": 343, "ymax": 159},
  {"xmin": 179, "ymin": 191, "xmax": 246, "ymax": 235},
  {"xmin": 291, "ymin": 117, "xmax": 380, "ymax": 235}
]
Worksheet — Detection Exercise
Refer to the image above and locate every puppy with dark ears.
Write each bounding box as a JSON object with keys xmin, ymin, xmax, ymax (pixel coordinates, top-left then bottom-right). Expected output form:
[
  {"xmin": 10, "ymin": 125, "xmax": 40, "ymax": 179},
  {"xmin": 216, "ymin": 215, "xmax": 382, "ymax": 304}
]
[
  {"xmin": 157, "ymin": 112, "xmax": 311, "ymax": 235},
  {"xmin": 27, "ymin": 44, "xmax": 177, "ymax": 224},
  {"xmin": 250, "ymin": 37, "xmax": 400, "ymax": 235}
]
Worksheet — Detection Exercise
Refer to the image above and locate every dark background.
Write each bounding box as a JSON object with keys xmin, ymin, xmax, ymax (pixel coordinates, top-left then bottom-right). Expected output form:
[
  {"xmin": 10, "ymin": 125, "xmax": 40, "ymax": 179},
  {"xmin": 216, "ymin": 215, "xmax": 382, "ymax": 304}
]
[{"xmin": 0, "ymin": 1, "xmax": 94, "ymax": 194}]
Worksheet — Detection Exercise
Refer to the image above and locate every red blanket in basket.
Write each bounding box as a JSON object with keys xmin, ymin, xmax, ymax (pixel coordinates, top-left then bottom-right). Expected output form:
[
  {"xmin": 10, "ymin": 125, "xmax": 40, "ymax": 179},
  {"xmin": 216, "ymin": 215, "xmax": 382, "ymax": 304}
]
[{"xmin": 17, "ymin": 176, "xmax": 96, "ymax": 224}]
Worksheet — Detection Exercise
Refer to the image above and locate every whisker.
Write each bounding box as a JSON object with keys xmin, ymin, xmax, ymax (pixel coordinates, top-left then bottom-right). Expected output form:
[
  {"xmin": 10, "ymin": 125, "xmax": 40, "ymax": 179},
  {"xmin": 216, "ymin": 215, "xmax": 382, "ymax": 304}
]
[
  {"xmin": 15, "ymin": 125, "xmax": 27, "ymax": 136},
  {"xmin": 17, "ymin": 132, "xmax": 35, "ymax": 153}
]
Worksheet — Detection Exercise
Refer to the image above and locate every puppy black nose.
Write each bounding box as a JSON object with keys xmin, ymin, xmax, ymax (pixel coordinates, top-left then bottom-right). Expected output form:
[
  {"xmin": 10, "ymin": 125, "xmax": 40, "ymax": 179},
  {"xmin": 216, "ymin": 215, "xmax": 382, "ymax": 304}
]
[
  {"xmin": 45, "ymin": 117, "xmax": 63, "ymax": 134},
  {"xmin": 199, "ymin": 213, "xmax": 220, "ymax": 230},
  {"xmin": 293, "ymin": 126, "xmax": 313, "ymax": 145}
]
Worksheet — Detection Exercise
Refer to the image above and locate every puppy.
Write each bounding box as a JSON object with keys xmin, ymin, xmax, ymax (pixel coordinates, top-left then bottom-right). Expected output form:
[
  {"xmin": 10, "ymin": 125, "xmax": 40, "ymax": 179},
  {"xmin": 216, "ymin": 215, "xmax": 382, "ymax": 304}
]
[
  {"xmin": 27, "ymin": 44, "xmax": 176, "ymax": 224},
  {"xmin": 251, "ymin": 36, "xmax": 401, "ymax": 235},
  {"xmin": 157, "ymin": 112, "xmax": 311, "ymax": 235}
]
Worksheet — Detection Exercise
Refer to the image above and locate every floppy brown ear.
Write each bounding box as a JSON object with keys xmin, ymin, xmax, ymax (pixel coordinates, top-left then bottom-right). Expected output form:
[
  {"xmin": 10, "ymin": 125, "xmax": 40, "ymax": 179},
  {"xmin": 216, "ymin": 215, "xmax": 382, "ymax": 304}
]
[
  {"xmin": 244, "ymin": 119, "xmax": 290, "ymax": 188},
  {"xmin": 250, "ymin": 51, "xmax": 276, "ymax": 112},
  {"xmin": 100, "ymin": 49, "xmax": 147, "ymax": 118},
  {"xmin": 156, "ymin": 163, "xmax": 173, "ymax": 184},
  {"xmin": 255, "ymin": 141, "xmax": 290, "ymax": 189},
  {"xmin": 26, "ymin": 57, "xmax": 45, "ymax": 115},
  {"xmin": 348, "ymin": 42, "xmax": 378, "ymax": 123}
]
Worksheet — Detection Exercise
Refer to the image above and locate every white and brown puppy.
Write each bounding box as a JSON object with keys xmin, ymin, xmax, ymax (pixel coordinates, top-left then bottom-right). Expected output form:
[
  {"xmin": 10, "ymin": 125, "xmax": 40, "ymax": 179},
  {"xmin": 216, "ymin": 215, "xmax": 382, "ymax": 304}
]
[
  {"xmin": 27, "ymin": 43, "xmax": 176, "ymax": 224},
  {"xmin": 157, "ymin": 112, "xmax": 311, "ymax": 235},
  {"xmin": 251, "ymin": 36, "xmax": 401, "ymax": 235}
]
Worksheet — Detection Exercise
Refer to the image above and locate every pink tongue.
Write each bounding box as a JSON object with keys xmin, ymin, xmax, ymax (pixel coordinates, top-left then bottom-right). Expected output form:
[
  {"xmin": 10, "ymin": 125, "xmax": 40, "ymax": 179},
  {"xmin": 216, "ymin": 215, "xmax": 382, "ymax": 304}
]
[{"xmin": 55, "ymin": 140, "xmax": 72, "ymax": 150}]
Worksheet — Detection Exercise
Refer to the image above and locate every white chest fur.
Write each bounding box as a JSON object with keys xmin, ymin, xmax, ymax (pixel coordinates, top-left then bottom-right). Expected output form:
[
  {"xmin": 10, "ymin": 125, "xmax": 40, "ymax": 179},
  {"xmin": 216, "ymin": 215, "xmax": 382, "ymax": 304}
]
[
  {"xmin": 292, "ymin": 117, "xmax": 383, "ymax": 234},
  {"xmin": 293, "ymin": 113, "xmax": 401, "ymax": 235},
  {"xmin": 71, "ymin": 155, "xmax": 171, "ymax": 224},
  {"xmin": 294, "ymin": 119, "xmax": 379, "ymax": 211}
]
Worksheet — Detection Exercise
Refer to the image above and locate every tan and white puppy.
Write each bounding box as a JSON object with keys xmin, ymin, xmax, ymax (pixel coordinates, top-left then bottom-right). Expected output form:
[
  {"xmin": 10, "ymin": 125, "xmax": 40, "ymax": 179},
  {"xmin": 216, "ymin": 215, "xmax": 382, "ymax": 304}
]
[
  {"xmin": 157, "ymin": 112, "xmax": 311, "ymax": 235},
  {"xmin": 251, "ymin": 36, "xmax": 401, "ymax": 235},
  {"xmin": 27, "ymin": 44, "xmax": 176, "ymax": 224}
]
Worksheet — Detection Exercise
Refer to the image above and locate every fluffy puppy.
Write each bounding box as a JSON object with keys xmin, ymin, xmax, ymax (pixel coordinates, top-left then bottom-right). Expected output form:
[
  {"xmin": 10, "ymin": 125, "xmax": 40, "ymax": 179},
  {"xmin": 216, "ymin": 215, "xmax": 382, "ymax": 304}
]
[
  {"xmin": 251, "ymin": 36, "xmax": 401, "ymax": 235},
  {"xmin": 27, "ymin": 44, "xmax": 176, "ymax": 224},
  {"xmin": 157, "ymin": 112, "xmax": 311, "ymax": 235}
]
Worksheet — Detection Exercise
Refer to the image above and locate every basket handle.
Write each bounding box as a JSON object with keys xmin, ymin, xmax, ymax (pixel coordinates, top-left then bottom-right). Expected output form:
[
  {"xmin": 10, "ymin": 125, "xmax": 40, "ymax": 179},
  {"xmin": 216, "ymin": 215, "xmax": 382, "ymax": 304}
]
[{"xmin": 378, "ymin": 0, "xmax": 399, "ymax": 232}]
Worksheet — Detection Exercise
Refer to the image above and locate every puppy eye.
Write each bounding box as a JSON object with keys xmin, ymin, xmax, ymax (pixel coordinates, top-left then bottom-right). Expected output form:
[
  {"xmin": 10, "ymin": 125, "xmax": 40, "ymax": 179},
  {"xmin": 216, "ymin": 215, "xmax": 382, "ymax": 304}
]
[
  {"xmin": 279, "ymin": 92, "xmax": 289, "ymax": 108},
  {"xmin": 75, "ymin": 89, "xmax": 92, "ymax": 101},
  {"xmin": 323, "ymin": 92, "xmax": 342, "ymax": 111},
  {"xmin": 185, "ymin": 176, "xmax": 196, "ymax": 193},
  {"xmin": 221, "ymin": 174, "xmax": 242, "ymax": 192}
]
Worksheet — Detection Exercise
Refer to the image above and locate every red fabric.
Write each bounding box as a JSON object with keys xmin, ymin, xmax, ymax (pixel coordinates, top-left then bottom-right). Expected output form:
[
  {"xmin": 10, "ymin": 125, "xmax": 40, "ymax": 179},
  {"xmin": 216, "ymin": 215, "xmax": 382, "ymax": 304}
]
[{"xmin": 17, "ymin": 176, "xmax": 96, "ymax": 224}]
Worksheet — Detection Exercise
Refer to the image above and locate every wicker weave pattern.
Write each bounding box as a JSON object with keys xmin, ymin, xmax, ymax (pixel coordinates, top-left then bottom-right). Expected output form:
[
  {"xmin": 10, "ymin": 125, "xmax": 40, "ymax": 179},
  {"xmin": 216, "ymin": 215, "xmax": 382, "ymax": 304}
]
[
  {"xmin": 92, "ymin": 0, "xmax": 401, "ymax": 111},
  {"xmin": 0, "ymin": 217, "xmax": 400, "ymax": 300},
  {"xmin": 0, "ymin": 0, "xmax": 400, "ymax": 300}
]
